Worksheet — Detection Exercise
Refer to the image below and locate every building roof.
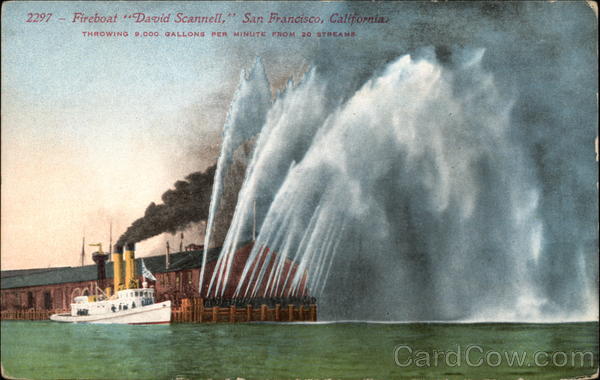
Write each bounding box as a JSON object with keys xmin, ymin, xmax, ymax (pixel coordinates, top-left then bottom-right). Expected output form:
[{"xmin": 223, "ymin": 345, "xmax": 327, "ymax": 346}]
[
  {"xmin": 1, "ymin": 267, "xmax": 71, "ymax": 279},
  {"xmin": 1, "ymin": 247, "xmax": 222, "ymax": 290}
]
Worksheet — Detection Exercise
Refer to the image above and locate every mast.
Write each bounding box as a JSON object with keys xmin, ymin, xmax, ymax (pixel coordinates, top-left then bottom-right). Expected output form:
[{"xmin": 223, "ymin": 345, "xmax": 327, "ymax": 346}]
[
  {"xmin": 108, "ymin": 220, "xmax": 113, "ymax": 260},
  {"xmin": 166, "ymin": 241, "xmax": 170, "ymax": 269},
  {"xmin": 81, "ymin": 236, "xmax": 85, "ymax": 267}
]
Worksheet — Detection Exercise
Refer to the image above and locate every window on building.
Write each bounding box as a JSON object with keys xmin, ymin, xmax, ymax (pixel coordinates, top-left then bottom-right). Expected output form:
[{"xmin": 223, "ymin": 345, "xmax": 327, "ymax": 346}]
[
  {"xmin": 44, "ymin": 292, "xmax": 52, "ymax": 310},
  {"xmin": 27, "ymin": 292, "xmax": 34, "ymax": 309},
  {"xmin": 55, "ymin": 291, "xmax": 62, "ymax": 307}
]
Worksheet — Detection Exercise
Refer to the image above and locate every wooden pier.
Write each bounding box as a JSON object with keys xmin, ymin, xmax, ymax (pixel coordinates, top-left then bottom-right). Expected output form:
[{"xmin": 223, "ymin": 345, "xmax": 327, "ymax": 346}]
[
  {"xmin": 1, "ymin": 309, "xmax": 58, "ymax": 321},
  {"xmin": 171, "ymin": 298, "xmax": 317, "ymax": 323},
  {"xmin": 1, "ymin": 298, "xmax": 318, "ymax": 323}
]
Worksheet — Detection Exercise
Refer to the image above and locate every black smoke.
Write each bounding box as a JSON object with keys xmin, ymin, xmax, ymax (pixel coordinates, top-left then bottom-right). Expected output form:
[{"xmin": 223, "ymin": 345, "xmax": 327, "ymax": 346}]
[{"xmin": 117, "ymin": 165, "xmax": 216, "ymax": 246}]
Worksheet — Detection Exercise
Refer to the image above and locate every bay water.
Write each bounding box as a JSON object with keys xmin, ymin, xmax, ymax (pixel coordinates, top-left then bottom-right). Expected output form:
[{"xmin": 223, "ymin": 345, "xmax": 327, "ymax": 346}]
[{"xmin": 1, "ymin": 321, "xmax": 597, "ymax": 379}]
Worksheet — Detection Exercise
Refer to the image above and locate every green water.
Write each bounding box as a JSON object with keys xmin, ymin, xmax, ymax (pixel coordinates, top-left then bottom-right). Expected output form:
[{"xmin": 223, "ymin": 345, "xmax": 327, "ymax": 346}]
[{"xmin": 1, "ymin": 321, "xmax": 597, "ymax": 379}]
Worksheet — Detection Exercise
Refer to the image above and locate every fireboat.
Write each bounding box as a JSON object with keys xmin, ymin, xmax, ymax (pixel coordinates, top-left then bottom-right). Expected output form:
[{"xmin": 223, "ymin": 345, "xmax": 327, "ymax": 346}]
[{"xmin": 50, "ymin": 243, "xmax": 171, "ymax": 324}]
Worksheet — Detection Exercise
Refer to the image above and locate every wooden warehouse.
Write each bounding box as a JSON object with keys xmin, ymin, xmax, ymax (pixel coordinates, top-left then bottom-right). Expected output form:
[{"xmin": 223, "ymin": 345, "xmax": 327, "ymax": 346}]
[{"xmin": 1, "ymin": 242, "xmax": 313, "ymax": 321}]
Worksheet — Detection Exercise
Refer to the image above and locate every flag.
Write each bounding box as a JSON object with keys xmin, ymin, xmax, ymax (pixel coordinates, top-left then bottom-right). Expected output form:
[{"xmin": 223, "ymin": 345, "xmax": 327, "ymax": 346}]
[{"xmin": 140, "ymin": 258, "xmax": 157, "ymax": 281}]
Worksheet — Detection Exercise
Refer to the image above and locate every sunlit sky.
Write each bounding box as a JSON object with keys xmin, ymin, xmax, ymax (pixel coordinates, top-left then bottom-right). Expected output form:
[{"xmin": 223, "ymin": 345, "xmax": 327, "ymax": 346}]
[
  {"xmin": 2, "ymin": 1, "xmax": 597, "ymax": 271},
  {"xmin": 1, "ymin": 1, "xmax": 352, "ymax": 269}
]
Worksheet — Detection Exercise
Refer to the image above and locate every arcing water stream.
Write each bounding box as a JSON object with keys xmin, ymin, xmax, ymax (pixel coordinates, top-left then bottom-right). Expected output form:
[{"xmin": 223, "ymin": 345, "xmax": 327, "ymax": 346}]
[
  {"xmin": 199, "ymin": 58, "xmax": 271, "ymax": 298},
  {"xmin": 201, "ymin": 47, "xmax": 598, "ymax": 322}
]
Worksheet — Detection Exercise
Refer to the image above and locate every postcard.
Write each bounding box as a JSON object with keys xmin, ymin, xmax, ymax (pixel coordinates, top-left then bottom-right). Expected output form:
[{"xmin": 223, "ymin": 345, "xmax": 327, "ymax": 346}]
[{"xmin": 1, "ymin": 1, "xmax": 598, "ymax": 379}]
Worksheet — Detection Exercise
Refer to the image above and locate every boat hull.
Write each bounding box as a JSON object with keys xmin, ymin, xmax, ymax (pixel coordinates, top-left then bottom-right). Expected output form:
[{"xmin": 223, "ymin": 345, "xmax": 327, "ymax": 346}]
[{"xmin": 50, "ymin": 301, "xmax": 171, "ymax": 324}]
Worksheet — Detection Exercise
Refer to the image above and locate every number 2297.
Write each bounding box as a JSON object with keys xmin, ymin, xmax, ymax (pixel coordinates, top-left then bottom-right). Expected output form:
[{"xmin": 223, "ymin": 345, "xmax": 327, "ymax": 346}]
[{"xmin": 26, "ymin": 13, "xmax": 53, "ymax": 22}]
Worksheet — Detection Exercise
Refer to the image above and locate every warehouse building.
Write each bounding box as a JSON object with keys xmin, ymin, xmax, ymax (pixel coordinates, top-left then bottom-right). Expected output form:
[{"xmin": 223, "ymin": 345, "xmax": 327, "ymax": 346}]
[{"xmin": 1, "ymin": 242, "xmax": 306, "ymax": 313}]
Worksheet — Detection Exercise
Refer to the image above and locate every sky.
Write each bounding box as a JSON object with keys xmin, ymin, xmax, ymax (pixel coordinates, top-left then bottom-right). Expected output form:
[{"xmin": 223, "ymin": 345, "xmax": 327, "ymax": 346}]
[
  {"xmin": 1, "ymin": 0, "xmax": 597, "ymax": 286},
  {"xmin": 0, "ymin": 1, "xmax": 358, "ymax": 269}
]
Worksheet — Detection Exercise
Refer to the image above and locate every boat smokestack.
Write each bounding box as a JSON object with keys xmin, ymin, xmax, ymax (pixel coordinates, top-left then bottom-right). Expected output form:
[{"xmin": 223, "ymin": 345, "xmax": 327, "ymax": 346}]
[
  {"xmin": 125, "ymin": 242, "xmax": 137, "ymax": 289},
  {"xmin": 112, "ymin": 245, "xmax": 124, "ymax": 292},
  {"xmin": 92, "ymin": 251, "xmax": 109, "ymax": 290}
]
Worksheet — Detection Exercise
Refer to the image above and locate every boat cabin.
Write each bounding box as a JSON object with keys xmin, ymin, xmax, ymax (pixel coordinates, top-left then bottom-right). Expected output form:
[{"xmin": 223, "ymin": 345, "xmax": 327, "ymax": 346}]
[{"xmin": 71, "ymin": 287, "xmax": 156, "ymax": 317}]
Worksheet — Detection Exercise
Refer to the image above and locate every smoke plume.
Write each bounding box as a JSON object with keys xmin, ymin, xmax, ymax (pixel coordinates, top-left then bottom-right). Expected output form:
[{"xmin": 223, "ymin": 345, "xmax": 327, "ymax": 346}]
[{"xmin": 116, "ymin": 165, "xmax": 216, "ymax": 246}]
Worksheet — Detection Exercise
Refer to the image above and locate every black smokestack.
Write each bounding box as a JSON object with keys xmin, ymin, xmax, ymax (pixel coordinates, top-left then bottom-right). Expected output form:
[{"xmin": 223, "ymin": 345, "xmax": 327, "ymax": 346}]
[
  {"xmin": 92, "ymin": 251, "xmax": 109, "ymax": 288},
  {"xmin": 117, "ymin": 165, "xmax": 216, "ymax": 246}
]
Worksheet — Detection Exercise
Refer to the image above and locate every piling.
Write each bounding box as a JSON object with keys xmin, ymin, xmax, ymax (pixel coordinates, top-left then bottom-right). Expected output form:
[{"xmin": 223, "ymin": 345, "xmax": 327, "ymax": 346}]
[
  {"xmin": 197, "ymin": 298, "xmax": 204, "ymax": 323},
  {"xmin": 182, "ymin": 299, "xmax": 191, "ymax": 323},
  {"xmin": 229, "ymin": 305, "xmax": 236, "ymax": 323},
  {"xmin": 260, "ymin": 304, "xmax": 267, "ymax": 321}
]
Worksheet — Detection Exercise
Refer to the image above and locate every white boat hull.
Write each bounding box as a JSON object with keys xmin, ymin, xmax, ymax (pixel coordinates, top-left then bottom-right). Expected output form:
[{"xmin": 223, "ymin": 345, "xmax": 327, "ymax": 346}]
[{"xmin": 50, "ymin": 301, "xmax": 171, "ymax": 324}]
